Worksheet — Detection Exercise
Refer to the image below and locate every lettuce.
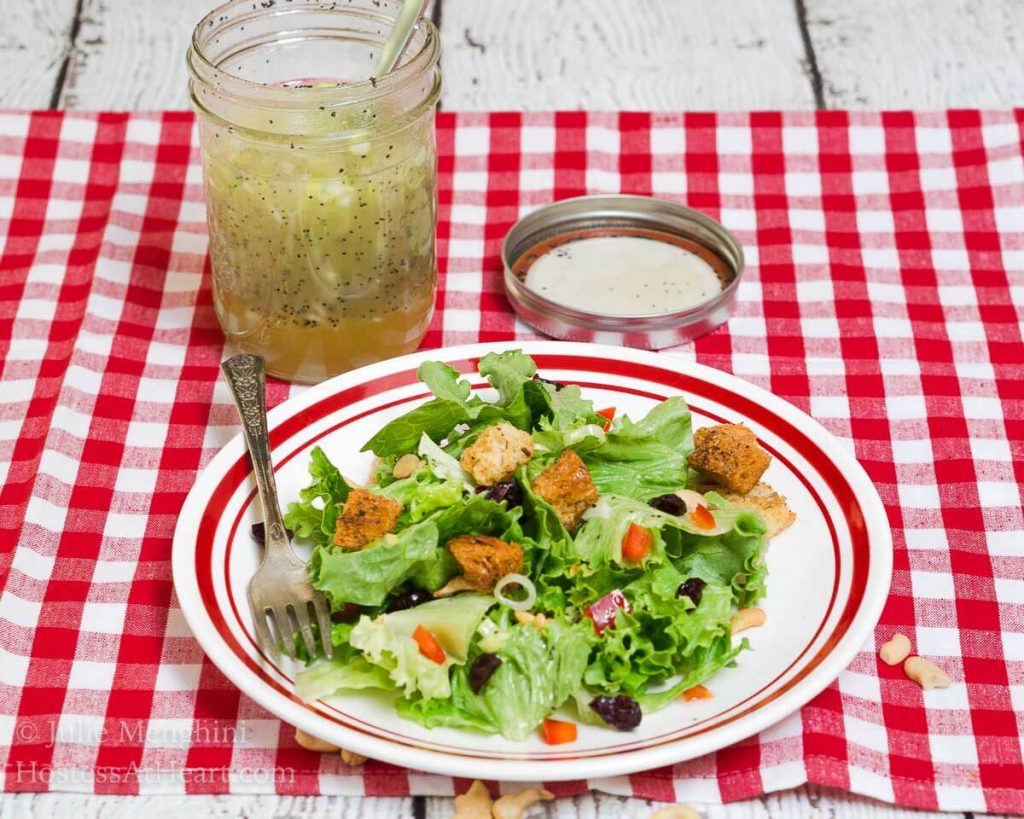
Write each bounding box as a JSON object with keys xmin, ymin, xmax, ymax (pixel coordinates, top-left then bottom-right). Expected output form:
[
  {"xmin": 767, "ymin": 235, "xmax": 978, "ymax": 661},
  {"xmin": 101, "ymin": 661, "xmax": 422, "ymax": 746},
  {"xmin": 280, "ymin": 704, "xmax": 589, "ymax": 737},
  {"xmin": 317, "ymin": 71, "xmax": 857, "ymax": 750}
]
[
  {"xmin": 378, "ymin": 472, "xmax": 466, "ymax": 524},
  {"xmin": 417, "ymin": 432, "xmax": 474, "ymax": 488},
  {"xmin": 531, "ymin": 396, "xmax": 695, "ymax": 501},
  {"xmin": 584, "ymin": 572, "xmax": 736, "ymax": 696},
  {"xmin": 362, "ymin": 350, "xmax": 600, "ymax": 457},
  {"xmin": 295, "ymin": 655, "xmax": 394, "ymax": 700},
  {"xmin": 573, "ymin": 495, "xmax": 674, "ymax": 567},
  {"xmin": 309, "ymin": 492, "xmax": 526, "ymax": 609},
  {"xmin": 431, "ymin": 494, "xmax": 524, "ymax": 543},
  {"xmin": 350, "ymin": 595, "xmax": 494, "ymax": 699},
  {"xmin": 283, "ymin": 446, "xmax": 352, "ymax": 547},
  {"xmin": 571, "ymin": 494, "xmax": 767, "ymax": 606},
  {"xmin": 310, "ymin": 520, "xmax": 456, "ymax": 607},
  {"xmin": 397, "ymin": 617, "xmax": 594, "ymax": 739},
  {"xmin": 664, "ymin": 493, "xmax": 768, "ymax": 607},
  {"xmin": 478, "ymin": 349, "xmax": 537, "ymax": 405},
  {"xmin": 361, "ymin": 362, "xmax": 478, "ymax": 457}
]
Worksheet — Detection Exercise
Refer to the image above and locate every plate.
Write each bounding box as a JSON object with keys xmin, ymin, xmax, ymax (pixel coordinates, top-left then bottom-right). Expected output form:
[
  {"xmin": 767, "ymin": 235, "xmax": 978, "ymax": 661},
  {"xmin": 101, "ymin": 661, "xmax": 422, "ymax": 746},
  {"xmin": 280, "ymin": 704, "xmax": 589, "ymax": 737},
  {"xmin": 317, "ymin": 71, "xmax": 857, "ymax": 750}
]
[{"xmin": 171, "ymin": 341, "xmax": 892, "ymax": 781}]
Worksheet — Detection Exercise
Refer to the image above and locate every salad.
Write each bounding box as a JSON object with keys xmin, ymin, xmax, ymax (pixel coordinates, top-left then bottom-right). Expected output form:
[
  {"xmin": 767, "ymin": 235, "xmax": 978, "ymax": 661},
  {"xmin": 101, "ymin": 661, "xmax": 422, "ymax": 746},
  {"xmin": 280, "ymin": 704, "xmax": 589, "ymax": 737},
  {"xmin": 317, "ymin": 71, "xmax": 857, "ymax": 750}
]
[{"xmin": 282, "ymin": 350, "xmax": 792, "ymax": 742}]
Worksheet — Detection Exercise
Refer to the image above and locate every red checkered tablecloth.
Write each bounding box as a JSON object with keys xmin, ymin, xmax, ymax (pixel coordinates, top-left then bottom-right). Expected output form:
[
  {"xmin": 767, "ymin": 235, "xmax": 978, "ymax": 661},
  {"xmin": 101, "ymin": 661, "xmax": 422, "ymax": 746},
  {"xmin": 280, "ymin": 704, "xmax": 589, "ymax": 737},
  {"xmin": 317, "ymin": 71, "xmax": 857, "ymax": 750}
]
[{"xmin": 0, "ymin": 109, "xmax": 1022, "ymax": 813}]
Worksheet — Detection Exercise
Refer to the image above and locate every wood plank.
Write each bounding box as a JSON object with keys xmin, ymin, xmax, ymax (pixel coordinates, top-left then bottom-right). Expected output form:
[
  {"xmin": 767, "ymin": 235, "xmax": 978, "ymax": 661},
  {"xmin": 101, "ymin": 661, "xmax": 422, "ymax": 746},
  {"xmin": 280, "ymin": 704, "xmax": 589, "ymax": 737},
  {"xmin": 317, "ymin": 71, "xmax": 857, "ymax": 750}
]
[
  {"xmin": 806, "ymin": 0, "xmax": 1024, "ymax": 108},
  {"xmin": 0, "ymin": 794, "xmax": 415, "ymax": 818},
  {"xmin": 57, "ymin": 0, "xmax": 209, "ymax": 108},
  {"xmin": 0, "ymin": 0, "xmax": 78, "ymax": 108},
  {"xmin": 1, "ymin": 787, "xmax": 997, "ymax": 817},
  {"xmin": 438, "ymin": 0, "xmax": 817, "ymax": 110},
  {"xmin": 57, "ymin": 0, "xmax": 438, "ymax": 109}
]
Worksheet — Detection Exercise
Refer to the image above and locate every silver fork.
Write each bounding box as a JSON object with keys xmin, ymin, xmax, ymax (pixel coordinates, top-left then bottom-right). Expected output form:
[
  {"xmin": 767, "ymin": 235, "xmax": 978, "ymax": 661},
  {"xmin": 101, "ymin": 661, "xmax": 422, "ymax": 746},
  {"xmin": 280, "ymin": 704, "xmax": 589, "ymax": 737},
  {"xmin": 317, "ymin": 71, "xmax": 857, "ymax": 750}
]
[{"xmin": 221, "ymin": 353, "xmax": 334, "ymax": 662}]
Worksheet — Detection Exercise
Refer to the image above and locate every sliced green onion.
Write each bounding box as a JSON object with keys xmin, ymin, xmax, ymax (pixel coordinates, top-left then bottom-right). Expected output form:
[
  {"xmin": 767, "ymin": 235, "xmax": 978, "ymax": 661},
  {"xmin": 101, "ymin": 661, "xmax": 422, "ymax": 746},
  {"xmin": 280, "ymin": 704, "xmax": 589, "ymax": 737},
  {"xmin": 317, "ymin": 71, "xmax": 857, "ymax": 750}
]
[{"xmin": 494, "ymin": 573, "xmax": 536, "ymax": 612}]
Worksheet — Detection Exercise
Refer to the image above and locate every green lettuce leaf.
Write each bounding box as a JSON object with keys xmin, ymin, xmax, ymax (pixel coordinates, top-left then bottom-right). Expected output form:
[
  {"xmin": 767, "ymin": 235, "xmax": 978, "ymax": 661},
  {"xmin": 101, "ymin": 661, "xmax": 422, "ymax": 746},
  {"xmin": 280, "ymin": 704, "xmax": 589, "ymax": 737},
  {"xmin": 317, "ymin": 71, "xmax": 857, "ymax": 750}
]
[
  {"xmin": 417, "ymin": 432, "xmax": 474, "ymax": 488},
  {"xmin": 582, "ymin": 397, "xmax": 694, "ymax": 500},
  {"xmin": 478, "ymin": 350, "xmax": 536, "ymax": 405},
  {"xmin": 350, "ymin": 594, "xmax": 494, "ymax": 699},
  {"xmin": 283, "ymin": 446, "xmax": 352, "ymax": 547},
  {"xmin": 584, "ymin": 568, "xmax": 742, "ymax": 705},
  {"xmin": 362, "ymin": 351, "xmax": 601, "ymax": 456},
  {"xmin": 295, "ymin": 655, "xmax": 395, "ymax": 700},
  {"xmin": 547, "ymin": 384, "xmax": 604, "ymax": 431},
  {"xmin": 361, "ymin": 398, "xmax": 475, "ymax": 458},
  {"xmin": 572, "ymin": 495, "xmax": 674, "ymax": 567},
  {"xmin": 570, "ymin": 494, "xmax": 767, "ymax": 607},
  {"xmin": 397, "ymin": 617, "xmax": 594, "ymax": 739},
  {"xmin": 418, "ymin": 360, "xmax": 473, "ymax": 403},
  {"xmin": 637, "ymin": 633, "xmax": 746, "ymax": 711},
  {"xmin": 310, "ymin": 520, "xmax": 456, "ymax": 606},
  {"xmin": 431, "ymin": 494, "xmax": 524, "ymax": 543},
  {"xmin": 530, "ymin": 397, "xmax": 694, "ymax": 500},
  {"xmin": 361, "ymin": 361, "xmax": 478, "ymax": 456},
  {"xmin": 377, "ymin": 471, "xmax": 466, "ymax": 524},
  {"xmin": 664, "ymin": 493, "xmax": 768, "ymax": 607}
]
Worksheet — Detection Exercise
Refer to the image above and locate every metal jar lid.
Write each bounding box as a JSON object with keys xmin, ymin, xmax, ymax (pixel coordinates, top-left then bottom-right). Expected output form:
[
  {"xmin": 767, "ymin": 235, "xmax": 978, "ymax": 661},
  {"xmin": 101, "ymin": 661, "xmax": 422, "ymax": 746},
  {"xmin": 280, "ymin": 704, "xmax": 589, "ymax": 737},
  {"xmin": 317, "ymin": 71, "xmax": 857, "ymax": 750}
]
[{"xmin": 501, "ymin": 195, "xmax": 745, "ymax": 349}]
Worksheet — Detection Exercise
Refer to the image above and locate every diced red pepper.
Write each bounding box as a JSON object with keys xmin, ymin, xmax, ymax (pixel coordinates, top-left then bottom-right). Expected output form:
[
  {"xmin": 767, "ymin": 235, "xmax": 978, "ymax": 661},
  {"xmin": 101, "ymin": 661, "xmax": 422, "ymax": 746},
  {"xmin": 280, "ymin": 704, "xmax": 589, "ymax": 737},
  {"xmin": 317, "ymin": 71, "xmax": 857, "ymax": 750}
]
[
  {"xmin": 681, "ymin": 684, "xmax": 713, "ymax": 702},
  {"xmin": 413, "ymin": 625, "xmax": 446, "ymax": 665},
  {"xmin": 622, "ymin": 522, "xmax": 651, "ymax": 563},
  {"xmin": 584, "ymin": 589, "xmax": 632, "ymax": 636},
  {"xmin": 691, "ymin": 504, "xmax": 716, "ymax": 530},
  {"xmin": 596, "ymin": 407, "xmax": 616, "ymax": 432},
  {"xmin": 541, "ymin": 718, "xmax": 577, "ymax": 745}
]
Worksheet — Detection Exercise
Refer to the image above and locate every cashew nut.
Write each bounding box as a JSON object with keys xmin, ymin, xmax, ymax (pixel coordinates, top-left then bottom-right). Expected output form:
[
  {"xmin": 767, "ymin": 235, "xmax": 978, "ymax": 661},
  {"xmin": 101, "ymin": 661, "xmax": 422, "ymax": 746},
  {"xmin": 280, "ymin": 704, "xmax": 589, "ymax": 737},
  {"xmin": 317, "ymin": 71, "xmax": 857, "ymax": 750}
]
[
  {"xmin": 393, "ymin": 453, "xmax": 425, "ymax": 479},
  {"xmin": 879, "ymin": 633, "xmax": 912, "ymax": 666},
  {"xmin": 514, "ymin": 610, "xmax": 547, "ymax": 630},
  {"xmin": 452, "ymin": 780, "xmax": 492, "ymax": 818},
  {"xmin": 730, "ymin": 607, "xmax": 766, "ymax": 634},
  {"xmin": 294, "ymin": 728, "xmax": 340, "ymax": 753},
  {"xmin": 650, "ymin": 805, "xmax": 702, "ymax": 819},
  {"xmin": 340, "ymin": 748, "xmax": 367, "ymax": 766},
  {"xmin": 491, "ymin": 786, "xmax": 555, "ymax": 819},
  {"xmin": 434, "ymin": 576, "xmax": 477, "ymax": 597},
  {"xmin": 904, "ymin": 656, "xmax": 952, "ymax": 690}
]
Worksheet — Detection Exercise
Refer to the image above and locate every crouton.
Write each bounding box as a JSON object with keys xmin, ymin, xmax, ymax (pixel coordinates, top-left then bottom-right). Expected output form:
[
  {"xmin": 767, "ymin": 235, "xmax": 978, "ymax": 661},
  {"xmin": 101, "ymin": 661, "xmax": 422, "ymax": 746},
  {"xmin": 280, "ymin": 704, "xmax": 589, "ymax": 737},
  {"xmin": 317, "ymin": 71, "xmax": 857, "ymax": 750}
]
[
  {"xmin": 446, "ymin": 534, "xmax": 524, "ymax": 592},
  {"xmin": 459, "ymin": 422, "xmax": 534, "ymax": 487},
  {"xmin": 687, "ymin": 424, "xmax": 771, "ymax": 495},
  {"xmin": 333, "ymin": 488, "xmax": 402, "ymax": 549},
  {"xmin": 530, "ymin": 450, "xmax": 599, "ymax": 531},
  {"xmin": 723, "ymin": 482, "xmax": 796, "ymax": 538}
]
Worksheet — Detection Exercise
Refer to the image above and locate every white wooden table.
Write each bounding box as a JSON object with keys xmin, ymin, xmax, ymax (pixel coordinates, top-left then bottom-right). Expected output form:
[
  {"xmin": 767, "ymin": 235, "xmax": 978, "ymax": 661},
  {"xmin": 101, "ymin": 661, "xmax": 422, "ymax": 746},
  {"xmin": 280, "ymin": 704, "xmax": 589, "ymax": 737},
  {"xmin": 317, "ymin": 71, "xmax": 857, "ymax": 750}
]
[{"xmin": 2, "ymin": 1, "xmax": 1020, "ymax": 816}]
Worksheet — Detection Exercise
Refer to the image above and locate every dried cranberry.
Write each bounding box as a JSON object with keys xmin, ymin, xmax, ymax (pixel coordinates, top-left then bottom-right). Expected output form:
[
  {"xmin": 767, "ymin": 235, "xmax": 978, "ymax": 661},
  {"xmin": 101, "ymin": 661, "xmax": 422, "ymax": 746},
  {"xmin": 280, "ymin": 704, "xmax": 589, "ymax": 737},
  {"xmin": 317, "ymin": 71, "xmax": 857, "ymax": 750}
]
[
  {"xmin": 584, "ymin": 589, "xmax": 631, "ymax": 636},
  {"xmin": 589, "ymin": 695, "xmax": 642, "ymax": 731},
  {"xmin": 385, "ymin": 588, "xmax": 433, "ymax": 613},
  {"xmin": 330, "ymin": 602, "xmax": 361, "ymax": 623},
  {"xmin": 532, "ymin": 374, "xmax": 566, "ymax": 391},
  {"xmin": 251, "ymin": 521, "xmax": 294, "ymax": 544},
  {"xmin": 468, "ymin": 653, "xmax": 503, "ymax": 693},
  {"xmin": 677, "ymin": 577, "xmax": 707, "ymax": 607},
  {"xmin": 648, "ymin": 493, "xmax": 687, "ymax": 516},
  {"xmin": 485, "ymin": 480, "xmax": 523, "ymax": 508}
]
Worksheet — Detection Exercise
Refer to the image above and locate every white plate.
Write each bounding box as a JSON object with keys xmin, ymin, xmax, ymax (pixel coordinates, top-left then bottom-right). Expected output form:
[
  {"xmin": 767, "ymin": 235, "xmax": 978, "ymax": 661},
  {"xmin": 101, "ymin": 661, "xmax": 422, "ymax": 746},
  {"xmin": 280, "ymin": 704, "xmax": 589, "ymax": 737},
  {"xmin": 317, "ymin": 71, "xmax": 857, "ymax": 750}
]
[{"xmin": 172, "ymin": 341, "xmax": 892, "ymax": 781}]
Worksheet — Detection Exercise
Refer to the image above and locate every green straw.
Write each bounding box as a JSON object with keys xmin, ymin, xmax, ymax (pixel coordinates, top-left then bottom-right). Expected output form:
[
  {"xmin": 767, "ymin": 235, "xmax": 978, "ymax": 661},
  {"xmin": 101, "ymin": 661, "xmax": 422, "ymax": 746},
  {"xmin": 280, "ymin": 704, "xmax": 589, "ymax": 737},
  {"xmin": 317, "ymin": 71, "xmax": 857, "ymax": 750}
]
[{"xmin": 374, "ymin": 0, "xmax": 430, "ymax": 77}]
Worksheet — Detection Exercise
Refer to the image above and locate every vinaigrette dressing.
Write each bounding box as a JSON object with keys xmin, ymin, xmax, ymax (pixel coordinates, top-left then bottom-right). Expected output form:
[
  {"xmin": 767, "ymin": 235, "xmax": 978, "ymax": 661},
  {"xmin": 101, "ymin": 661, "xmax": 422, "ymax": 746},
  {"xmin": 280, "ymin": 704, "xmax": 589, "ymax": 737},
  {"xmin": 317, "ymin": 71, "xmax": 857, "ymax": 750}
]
[
  {"xmin": 188, "ymin": 0, "xmax": 441, "ymax": 383},
  {"xmin": 203, "ymin": 123, "xmax": 437, "ymax": 382}
]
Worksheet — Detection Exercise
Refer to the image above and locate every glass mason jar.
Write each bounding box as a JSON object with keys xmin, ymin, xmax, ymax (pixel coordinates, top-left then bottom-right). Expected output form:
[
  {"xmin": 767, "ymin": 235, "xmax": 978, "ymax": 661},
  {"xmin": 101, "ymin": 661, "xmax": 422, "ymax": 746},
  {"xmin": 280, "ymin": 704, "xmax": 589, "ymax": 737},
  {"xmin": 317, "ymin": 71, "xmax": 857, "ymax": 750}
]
[{"xmin": 187, "ymin": 0, "xmax": 440, "ymax": 383}]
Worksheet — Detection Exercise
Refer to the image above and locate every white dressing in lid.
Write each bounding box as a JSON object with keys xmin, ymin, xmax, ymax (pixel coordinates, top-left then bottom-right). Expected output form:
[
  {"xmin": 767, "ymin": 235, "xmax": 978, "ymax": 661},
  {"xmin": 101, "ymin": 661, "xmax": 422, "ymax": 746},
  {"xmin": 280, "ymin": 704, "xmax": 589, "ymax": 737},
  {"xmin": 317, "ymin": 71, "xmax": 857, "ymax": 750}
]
[
  {"xmin": 502, "ymin": 195, "xmax": 745, "ymax": 349},
  {"xmin": 524, "ymin": 234, "xmax": 723, "ymax": 317}
]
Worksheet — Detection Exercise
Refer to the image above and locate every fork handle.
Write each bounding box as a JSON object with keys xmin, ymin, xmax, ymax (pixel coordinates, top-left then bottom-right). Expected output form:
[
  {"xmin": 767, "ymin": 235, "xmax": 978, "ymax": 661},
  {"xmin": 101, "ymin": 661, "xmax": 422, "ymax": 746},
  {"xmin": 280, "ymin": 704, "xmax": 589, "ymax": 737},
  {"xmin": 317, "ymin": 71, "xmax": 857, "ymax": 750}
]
[{"xmin": 221, "ymin": 354, "xmax": 291, "ymax": 556}]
